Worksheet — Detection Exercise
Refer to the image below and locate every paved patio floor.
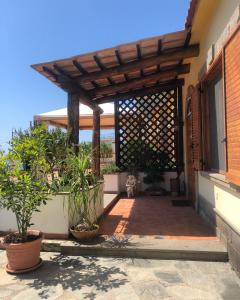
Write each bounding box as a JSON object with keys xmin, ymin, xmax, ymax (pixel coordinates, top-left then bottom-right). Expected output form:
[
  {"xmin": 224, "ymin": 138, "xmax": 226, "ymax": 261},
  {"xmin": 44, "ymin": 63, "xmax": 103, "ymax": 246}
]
[
  {"xmin": 99, "ymin": 196, "xmax": 217, "ymax": 240},
  {"xmin": 0, "ymin": 250, "xmax": 240, "ymax": 300}
]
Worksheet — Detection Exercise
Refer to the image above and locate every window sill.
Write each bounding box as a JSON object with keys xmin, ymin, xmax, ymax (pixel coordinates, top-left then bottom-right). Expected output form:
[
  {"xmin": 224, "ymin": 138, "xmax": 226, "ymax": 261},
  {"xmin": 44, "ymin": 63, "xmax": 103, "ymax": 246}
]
[{"xmin": 200, "ymin": 171, "xmax": 240, "ymax": 194}]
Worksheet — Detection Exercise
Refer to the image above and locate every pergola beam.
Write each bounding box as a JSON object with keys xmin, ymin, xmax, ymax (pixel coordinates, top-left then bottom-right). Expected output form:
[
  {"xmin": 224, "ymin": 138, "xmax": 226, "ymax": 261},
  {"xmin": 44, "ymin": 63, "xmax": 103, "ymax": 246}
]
[
  {"xmin": 77, "ymin": 44, "xmax": 199, "ymax": 83},
  {"xmin": 90, "ymin": 64, "xmax": 190, "ymax": 98},
  {"xmin": 95, "ymin": 79, "xmax": 184, "ymax": 104},
  {"xmin": 43, "ymin": 65, "xmax": 103, "ymax": 113}
]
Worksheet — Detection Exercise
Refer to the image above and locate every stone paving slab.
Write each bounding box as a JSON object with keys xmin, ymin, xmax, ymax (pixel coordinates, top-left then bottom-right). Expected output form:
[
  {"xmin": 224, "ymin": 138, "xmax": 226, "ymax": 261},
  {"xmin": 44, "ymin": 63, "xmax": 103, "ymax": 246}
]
[{"xmin": 0, "ymin": 250, "xmax": 240, "ymax": 300}]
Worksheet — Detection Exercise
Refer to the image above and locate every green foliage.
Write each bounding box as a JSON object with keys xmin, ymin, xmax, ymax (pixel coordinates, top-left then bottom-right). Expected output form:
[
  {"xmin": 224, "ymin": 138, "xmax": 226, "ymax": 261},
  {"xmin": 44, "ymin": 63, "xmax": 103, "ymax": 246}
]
[
  {"xmin": 64, "ymin": 150, "xmax": 100, "ymax": 230},
  {"xmin": 43, "ymin": 127, "xmax": 68, "ymax": 171},
  {"xmin": 101, "ymin": 162, "xmax": 120, "ymax": 175},
  {"xmin": 78, "ymin": 141, "xmax": 113, "ymax": 160},
  {"xmin": 143, "ymin": 167, "xmax": 164, "ymax": 186},
  {"xmin": 0, "ymin": 123, "xmax": 105, "ymax": 237},
  {"xmin": 79, "ymin": 142, "xmax": 92, "ymax": 156},
  {"xmin": 123, "ymin": 138, "xmax": 170, "ymax": 172},
  {"xmin": 10, "ymin": 125, "xmax": 50, "ymax": 175},
  {"xmin": 0, "ymin": 127, "xmax": 50, "ymax": 242},
  {"xmin": 100, "ymin": 142, "xmax": 112, "ymax": 159}
]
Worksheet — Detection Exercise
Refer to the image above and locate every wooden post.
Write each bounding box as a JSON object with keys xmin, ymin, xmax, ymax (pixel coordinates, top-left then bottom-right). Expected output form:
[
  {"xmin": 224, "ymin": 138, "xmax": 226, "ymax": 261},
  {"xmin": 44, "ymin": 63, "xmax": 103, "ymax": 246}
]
[
  {"xmin": 114, "ymin": 101, "xmax": 120, "ymax": 168},
  {"xmin": 67, "ymin": 93, "xmax": 79, "ymax": 153},
  {"xmin": 177, "ymin": 86, "xmax": 184, "ymax": 173},
  {"xmin": 92, "ymin": 109, "xmax": 101, "ymax": 177}
]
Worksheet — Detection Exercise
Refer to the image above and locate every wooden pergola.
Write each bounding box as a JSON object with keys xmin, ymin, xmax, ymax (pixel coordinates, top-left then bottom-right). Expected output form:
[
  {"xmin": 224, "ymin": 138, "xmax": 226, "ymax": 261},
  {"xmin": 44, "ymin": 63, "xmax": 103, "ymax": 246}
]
[{"xmin": 32, "ymin": 29, "xmax": 199, "ymax": 176}]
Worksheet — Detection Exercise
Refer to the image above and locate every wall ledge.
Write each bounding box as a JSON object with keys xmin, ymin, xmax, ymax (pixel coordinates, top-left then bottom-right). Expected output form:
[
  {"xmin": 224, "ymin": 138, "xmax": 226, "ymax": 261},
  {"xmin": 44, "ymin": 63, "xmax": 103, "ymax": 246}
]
[
  {"xmin": 199, "ymin": 171, "xmax": 240, "ymax": 194},
  {"xmin": 214, "ymin": 208, "xmax": 240, "ymax": 237}
]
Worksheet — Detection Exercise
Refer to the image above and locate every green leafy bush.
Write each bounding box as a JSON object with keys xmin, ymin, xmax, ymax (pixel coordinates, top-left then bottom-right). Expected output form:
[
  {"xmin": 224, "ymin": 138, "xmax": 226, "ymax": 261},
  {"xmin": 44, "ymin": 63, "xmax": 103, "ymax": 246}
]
[
  {"xmin": 100, "ymin": 142, "xmax": 112, "ymax": 159},
  {"xmin": 101, "ymin": 162, "xmax": 120, "ymax": 175},
  {"xmin": 143, "ymin": 167, "xmax": 164, "ymax": 186},
  {"xmin": 0, "ymin": 125, "xmax": 51, "ymax": 243},
  {"xmin": 0, "ymin": 123, "xmax": 105, "ymax": 238}
]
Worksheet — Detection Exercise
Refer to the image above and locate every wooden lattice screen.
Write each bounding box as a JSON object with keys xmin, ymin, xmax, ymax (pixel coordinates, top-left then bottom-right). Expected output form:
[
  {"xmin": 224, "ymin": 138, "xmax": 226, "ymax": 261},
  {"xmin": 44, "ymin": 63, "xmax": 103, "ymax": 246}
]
[{"xmin": 115, "ymin": 87, "xmax": 183, "ymax": 171}]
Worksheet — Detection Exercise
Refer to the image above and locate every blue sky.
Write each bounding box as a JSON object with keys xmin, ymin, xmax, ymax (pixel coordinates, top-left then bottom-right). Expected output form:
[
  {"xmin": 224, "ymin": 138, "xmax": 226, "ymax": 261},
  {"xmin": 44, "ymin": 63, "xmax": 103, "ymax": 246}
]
[{"xmin": 0, "ymin": 0, "xmax": 189, "ymax": 149}]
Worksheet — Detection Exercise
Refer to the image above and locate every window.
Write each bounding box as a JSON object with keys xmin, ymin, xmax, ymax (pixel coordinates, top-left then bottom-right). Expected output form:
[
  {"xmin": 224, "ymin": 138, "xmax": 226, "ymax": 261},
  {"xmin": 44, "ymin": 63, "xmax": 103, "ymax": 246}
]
[
  {"xmin": 202, "ymin": 60, "xmax": 226, "ymax": 173},
  {"xmin": 208, "ymin": 74, "xmax": 225, "ymax": 172}
]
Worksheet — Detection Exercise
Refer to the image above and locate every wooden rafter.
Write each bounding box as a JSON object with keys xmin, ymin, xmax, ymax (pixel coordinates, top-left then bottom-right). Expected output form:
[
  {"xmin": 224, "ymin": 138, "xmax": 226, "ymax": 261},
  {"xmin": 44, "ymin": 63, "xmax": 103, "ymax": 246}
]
[
  {"xmin": 90, "ymin": 64, "xmax": 190, "ymax": 98},
  {"xmin": 94, "ymin": 55, "xmax": 115, "ymax": 85},
  {"xmin": 42, "ymin": 66, "xmax": 58, "ymax": 81},
  {"xmin": 76, "ymin": 44, "xmax": 199, "ymax": 83},
  {"xmin": 43, "ymin": 64, "xmax": 103, "ymax": 113},
  {"xmin": 136, "ymin": 44, "xmax": 144, "ymax": 78},
  {"xmin": 115, "ymin": 49, "xmax": 129, "ymax": 81},
  {"xmin": 32, "ymin": 29, "xmax": 200, "ymax": 108},
  {"xmin": 72, "ymin": 60, "xmax": 88, "ymax": 75},
  {"xmin": 95, "ymin": 79, "xmax": 184, "ymax": 104}
]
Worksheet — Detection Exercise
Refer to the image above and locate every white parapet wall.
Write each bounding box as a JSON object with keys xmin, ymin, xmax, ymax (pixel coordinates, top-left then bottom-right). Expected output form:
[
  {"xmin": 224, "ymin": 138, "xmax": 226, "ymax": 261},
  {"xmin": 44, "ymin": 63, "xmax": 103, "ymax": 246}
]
[
  {"xmin": 119, "ymin": 172, "xmax": 185, "ymax": 193},
  {"xmin": 0, "ymin": 182, "xmax": 104, "ymax": 238},
  {"xmin": 198, "ymin": 174, "xmax": 240, "ymax": 232},
  {"xmin": 103, "ymin": 174, "xmax": 120, "ymax": 193}
]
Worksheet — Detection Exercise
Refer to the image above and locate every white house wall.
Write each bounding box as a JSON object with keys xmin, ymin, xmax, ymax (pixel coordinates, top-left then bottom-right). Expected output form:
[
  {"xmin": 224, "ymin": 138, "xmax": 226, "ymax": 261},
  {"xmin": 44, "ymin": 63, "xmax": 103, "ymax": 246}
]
[{"xmin": 182, "ymin": 0, "xmax": 240, "ymax": 232}]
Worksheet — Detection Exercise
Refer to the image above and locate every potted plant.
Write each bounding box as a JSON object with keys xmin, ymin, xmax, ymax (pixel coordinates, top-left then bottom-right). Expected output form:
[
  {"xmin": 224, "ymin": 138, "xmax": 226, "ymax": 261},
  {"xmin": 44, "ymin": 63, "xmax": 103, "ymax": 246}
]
[
  {"xmin": 143, "ymin": 167, "xmax": 165, "ymax": 196},
  {"xmin": 101, "ymin": 162, "xmax": 120, "ymax": 193},
  {"xmin": 0, "ymin": 126, "xmax": 50, "ymax": 274},
  {"xmin": 66, "ymin": 151, "xmax": 103, "ymax": 241}
]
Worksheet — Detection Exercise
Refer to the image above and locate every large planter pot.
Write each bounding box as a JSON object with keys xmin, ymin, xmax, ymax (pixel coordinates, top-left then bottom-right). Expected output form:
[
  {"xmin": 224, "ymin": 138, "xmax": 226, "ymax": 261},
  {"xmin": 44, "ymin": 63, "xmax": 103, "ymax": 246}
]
[
  {"xmin": 70, "ymin": 225, "xmax": 99, "ymax": 241},
  {"xmin": 103, "ymin": 173, "xmax": 120, "ymax": 193},
  {"xmin": 4, "ymin": 230, "xmax": 43, "ymax": 274}
]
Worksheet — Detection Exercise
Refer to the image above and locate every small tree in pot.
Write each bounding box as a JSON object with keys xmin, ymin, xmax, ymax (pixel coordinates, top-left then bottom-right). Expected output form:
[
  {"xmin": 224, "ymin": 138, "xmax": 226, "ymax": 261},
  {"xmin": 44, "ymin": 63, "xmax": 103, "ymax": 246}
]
[
  {"xmin": 0, "ymin": 125, "xmax": 50, "ymax": 274},
  {"xmin": 143, "ymin": 167, "xmax": 165, "ymax": 195},
  {"xmin": 142, "ymin": 149, "xmax": 168, "ymax": 195},
  {"xmin": 63, "ymin": 150, "xmax": 103, "ymax": 241}
]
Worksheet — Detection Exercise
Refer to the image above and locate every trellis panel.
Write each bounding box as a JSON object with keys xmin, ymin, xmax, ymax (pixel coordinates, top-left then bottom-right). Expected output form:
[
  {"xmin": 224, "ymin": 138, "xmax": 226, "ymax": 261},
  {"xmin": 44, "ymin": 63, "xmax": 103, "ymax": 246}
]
[{"xmin": 115, "ymin": 88, "xmax": 182, "ymax": 171}]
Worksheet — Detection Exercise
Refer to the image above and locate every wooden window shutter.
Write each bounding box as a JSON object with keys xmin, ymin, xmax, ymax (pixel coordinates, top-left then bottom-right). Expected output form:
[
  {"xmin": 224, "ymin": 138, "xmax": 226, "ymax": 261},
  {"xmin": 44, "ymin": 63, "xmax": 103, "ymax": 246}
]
[
  {"xmin": 191, "ymin": 85, "xmax": 202, "ymax": 170},
  {"xmin": 224, "ymin": 26, "xmax": 240, "ymax": 185}
]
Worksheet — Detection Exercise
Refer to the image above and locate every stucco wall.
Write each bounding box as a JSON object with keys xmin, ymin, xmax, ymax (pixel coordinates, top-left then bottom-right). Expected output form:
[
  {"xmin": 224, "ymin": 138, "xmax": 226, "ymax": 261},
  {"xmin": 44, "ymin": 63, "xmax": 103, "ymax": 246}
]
[
  {"xmin": 0, "ymin": 183, "xmax": 104, "ymax": 237},
  {"xmin": 119, "ymin": 171, "xmax": 185, "ymax": 193},
  {"xmin": 183, "ymin": 0, "xmax": 240, "ymax": 96},
  {"xmin": 198, "ymin": 175, "xmax": 240, "ymax": 230},
  {"xmin": 0, "ymin": 194, "xmax": 69, "ymax": 235},
  {"xmin": 182, "ymin": 0, "xmax": 240, "ymax": 231}
]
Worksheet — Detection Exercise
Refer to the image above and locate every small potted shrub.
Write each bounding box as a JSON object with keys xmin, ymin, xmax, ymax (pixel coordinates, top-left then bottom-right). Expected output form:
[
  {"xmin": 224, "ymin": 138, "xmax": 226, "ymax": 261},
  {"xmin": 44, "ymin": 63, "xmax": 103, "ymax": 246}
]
[
  {"xmin": 0, "ymin": 126, "xmax": 50, "ymax": 273},
  {"xmin": 66, "ymin": 151, "xmax": 103, "ymax": 241},
  {"xmin": 143, "ymin": 167, "xmax": 165, "ymax": 196},
  {"xmin": 101, "ymin": 163, "xmax": 120, "ymax": 193}
]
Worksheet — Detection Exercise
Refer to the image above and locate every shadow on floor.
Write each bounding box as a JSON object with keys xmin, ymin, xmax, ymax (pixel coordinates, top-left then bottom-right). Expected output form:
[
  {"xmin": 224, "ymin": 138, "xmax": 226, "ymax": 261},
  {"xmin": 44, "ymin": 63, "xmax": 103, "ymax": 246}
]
[{"xmin": 16, "ymin": 254, "xmax": 128, "ymax": 299}]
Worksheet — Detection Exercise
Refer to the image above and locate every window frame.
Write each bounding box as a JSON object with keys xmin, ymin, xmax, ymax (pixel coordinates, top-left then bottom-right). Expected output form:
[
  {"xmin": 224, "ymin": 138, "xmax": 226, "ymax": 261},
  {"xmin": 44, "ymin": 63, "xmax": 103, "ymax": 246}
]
[{"xmin": 200, "ymin": 55, "xmax": 227, "ymax": 174}]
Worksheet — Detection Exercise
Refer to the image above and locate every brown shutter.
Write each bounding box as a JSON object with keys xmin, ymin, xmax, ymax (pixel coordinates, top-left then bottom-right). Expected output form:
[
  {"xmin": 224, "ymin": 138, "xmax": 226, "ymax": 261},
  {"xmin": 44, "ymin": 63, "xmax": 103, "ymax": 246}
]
[
  {"xmin": 191, "ymin": 85, "xmax": 202, "ymax": 170},
  {"xmin": 224, "ymin": 26, "xmax": 240, "ymax": 185}
]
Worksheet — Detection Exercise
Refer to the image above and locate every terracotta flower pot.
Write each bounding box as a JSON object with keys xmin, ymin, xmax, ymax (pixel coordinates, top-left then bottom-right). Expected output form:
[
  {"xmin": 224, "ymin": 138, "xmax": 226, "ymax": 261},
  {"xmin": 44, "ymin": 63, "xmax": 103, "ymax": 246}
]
[
  {"xmin": 4, "ymin": 230, "xmax": 43, "ymax": 274},
  {"xmin": 70, "ymin": 225, "xmax": 99, "ymax": 241}
]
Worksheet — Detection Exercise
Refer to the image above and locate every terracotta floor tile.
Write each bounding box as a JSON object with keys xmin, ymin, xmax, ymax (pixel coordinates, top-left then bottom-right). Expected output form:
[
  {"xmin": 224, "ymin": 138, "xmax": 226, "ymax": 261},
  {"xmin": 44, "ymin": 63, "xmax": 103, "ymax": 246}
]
[{"xmin": 99, "ymin": 196, "xmax": 217, "ymax": 240}]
